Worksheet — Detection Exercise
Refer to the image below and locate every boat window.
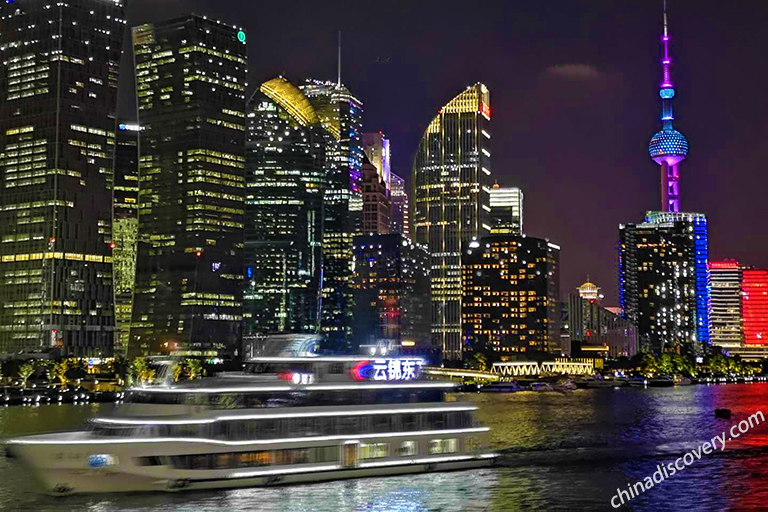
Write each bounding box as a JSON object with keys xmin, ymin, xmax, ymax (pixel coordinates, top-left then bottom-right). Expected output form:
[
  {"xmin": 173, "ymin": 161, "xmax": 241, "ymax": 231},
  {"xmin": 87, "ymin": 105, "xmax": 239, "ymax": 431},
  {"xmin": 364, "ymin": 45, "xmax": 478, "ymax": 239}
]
[
  {"xmin": 399, "ymin": 441, "xmax": 417, "ymax": 456},
  {"xmin": 360, "ymin": 442, "xmax": 389, "ymax": 460},
  {"xmin": 170, "ymin": 446, "xmax": 333, "ymax": 470},
  {"xmin": 134, "ymin": 456, "xmax": 163, "ymax": 466},
  {"xmin": 428, "ymin": 438, "xmax": 458, "ymax": 455}
]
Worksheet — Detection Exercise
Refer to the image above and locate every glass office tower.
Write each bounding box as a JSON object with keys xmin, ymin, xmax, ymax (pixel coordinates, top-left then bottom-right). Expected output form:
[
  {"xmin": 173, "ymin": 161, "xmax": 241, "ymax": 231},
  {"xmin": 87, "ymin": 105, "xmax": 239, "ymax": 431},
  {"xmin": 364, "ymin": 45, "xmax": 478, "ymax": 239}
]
[
  {"xmin": 412, "ymin": 83, "xmax": 492, "ymax": 360},
  {"xmin": 300, "ymin": 79, "xmax": 364, "ymax": 352},
  {"xmin": 244, "ymin": 77, "xmax": 326, "ymax": 337},
  {"xmin": 129, "ymin": 16, "xmax": 247, "ymax": 357},
  {"xmin": 0, "ymin": 0, "xmax": 126, "ymax": 356}
]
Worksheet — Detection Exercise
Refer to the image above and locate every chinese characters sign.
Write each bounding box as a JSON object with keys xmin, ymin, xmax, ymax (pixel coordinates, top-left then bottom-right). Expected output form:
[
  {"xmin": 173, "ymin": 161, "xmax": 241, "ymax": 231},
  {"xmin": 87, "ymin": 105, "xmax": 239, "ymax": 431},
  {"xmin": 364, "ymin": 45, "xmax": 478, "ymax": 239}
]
[{"xmin": 352, "ymin": 359, "xmax": 424, "ymax": 381}]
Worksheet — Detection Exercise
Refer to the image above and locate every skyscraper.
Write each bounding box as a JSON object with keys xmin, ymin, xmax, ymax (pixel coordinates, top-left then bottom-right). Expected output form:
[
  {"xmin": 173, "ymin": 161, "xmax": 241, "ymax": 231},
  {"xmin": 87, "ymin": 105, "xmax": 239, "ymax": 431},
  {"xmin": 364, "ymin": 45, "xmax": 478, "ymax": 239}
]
[
  {"xmin": 0, "ymin": 0, "xmax": 126, "ymax": 356},
  {"xmin": 361, "ymin": 156, "xmax": 390, "ymax": 235},
  {"xmin": 113, "ymin": 123, "xmax": 141, "ymax": 355},
  {"xmin": 649, "ymin": 0, "xmax": 689, "ymax": 213},
  {"xmin": 390, "ymin": 172, "xmax": 410, "ymax": 239},
  {"xmin": 243, "ymin": 77, "xmax": 326, "ymax": 337},
  {"xmin": 300, "ymin": 79, "xmax": 364, "ymax": 351},
  {"xmin": 568, "ymin": 281, "xmax": 638, "ymax": 358},
  {"xmin": 352, "ymin": 234, "xmax": 431, "ymax": 347},
  {"xmin": 619, "ymin": 212, "xmax": 710, "ymax": 353},
  {"xmin": 362, "ymin": 132, "xmax": 391, "ymax": 191},
  {"xmin": 461, "ymin": 235, "xmax": 560, "ymax": 355},
  {"xmin": 489, "ymin": 183, "xmax": 523, "ymax": 235},
  {"xmin": 129, "ymin": 16, "xmax": 247, "ymax": 357},
  {"xmin": 413, "ymin": 83, "xmax": 492, "ymax": 360},
  {"xmin": 709, "ymin": 261, "xmax": 742, "ymax": 346}
]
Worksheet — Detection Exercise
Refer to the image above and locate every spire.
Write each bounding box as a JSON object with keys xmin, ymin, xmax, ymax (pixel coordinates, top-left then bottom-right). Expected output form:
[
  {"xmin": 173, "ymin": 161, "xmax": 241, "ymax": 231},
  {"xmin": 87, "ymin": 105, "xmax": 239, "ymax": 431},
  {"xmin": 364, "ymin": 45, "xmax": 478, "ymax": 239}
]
[{"xmin": 337, "ymin": 30, "xmax": 342, "ymax": 88}]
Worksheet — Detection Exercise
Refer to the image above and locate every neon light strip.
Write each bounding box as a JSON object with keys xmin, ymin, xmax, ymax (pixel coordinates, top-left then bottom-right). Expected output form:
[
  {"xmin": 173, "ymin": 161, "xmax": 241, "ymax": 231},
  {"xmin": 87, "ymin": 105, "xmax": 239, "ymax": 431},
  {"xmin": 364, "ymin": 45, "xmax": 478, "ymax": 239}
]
[
  {"xmin": 247, "ymin": 357, "xmax": 426, "ymax": 363},
  {"xmin": 228, "ymin": 464, "xmax": 342, "ymax": 479},
  {"xmin": 129, "ymin": 382, "xmax": 455, "ymax": 394},
  {"xmin": 8, "ymin": 427, "xmax": 490, "ymax": 446},
  {"xmin": 359, "ymin": 453, "xmax": 498, "ymax": 469},
  {"xmin": 92, "ymin": 406, "xmax": 479, "ymax": 426}
]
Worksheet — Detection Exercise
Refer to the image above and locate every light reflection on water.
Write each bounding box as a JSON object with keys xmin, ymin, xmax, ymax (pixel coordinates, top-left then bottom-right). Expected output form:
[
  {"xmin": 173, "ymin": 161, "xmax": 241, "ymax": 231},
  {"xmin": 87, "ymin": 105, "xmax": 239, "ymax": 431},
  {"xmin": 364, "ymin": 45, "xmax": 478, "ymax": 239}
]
[{"xmin": 3, "ymin": 384, "xmax": 768, "ymax": 511}]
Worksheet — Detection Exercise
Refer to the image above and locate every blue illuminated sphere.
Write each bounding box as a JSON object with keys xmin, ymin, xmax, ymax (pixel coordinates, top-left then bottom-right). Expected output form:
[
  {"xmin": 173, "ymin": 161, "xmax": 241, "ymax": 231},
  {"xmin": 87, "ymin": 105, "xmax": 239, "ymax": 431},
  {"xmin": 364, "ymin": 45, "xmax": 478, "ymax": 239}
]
[
  {"xmin": 660, "ymin": 88, "xmax": 675, "ymax": 99},
  {"xmin": 649, "ymin": 129, "xmax": 689, "ymax": 165}
]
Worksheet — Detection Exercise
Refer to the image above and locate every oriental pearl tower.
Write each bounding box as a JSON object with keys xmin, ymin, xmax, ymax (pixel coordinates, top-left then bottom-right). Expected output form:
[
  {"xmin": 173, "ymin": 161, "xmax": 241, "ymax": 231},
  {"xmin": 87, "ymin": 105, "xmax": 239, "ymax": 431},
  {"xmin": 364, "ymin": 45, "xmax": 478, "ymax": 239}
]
[{"xmin": 648, "ymin": 0, "xmax": 689, "ymax": 213}]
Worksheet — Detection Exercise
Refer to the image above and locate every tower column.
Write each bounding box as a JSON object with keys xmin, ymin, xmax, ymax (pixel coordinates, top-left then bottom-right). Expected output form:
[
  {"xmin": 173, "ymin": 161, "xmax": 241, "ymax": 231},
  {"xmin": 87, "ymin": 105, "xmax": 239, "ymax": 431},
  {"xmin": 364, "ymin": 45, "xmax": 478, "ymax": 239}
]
[{"xmin": 661, "ymin": 162, "xmax": 681, "ymax": 213}]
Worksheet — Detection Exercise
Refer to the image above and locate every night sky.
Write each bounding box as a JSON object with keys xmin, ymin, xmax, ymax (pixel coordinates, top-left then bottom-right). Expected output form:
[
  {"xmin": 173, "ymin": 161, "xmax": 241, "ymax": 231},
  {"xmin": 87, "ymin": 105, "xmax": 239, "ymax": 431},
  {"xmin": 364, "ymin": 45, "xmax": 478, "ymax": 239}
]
[{"xmin": 119, "ymin": 0, "xmax": 768, "ymax": 305}]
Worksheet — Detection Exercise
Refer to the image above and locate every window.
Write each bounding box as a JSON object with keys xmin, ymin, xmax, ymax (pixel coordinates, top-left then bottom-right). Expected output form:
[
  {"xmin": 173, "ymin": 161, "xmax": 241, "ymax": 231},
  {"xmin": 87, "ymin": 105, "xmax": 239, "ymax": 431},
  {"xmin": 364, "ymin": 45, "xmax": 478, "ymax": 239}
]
[
  {"xmin": 399, "ymin": 441, "xmax": 417, "ymax": 456},
  {"xmin": 429, "ymin": 438, "xmax": 458, "ymax": 455},
  {"xmin": 360, "ymin": 443, "xmax": 389, "ymax": 460}
]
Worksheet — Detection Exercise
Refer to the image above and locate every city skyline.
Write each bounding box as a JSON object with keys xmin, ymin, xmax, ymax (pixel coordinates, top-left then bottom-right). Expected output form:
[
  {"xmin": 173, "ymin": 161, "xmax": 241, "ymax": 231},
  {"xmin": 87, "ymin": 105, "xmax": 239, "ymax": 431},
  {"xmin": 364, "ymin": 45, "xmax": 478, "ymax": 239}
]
[{"xmin": 113, "ymin": 0, "xmax": 768, "ymax": 306}]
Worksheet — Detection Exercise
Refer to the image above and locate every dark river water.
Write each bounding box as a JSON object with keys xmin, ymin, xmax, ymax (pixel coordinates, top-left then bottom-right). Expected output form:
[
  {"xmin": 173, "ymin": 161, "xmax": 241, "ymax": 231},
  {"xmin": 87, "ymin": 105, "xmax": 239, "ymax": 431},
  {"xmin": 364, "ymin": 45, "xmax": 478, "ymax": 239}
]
[{"xmin": 2, "ymin": 383, "xmax": 768, "ymax": 511}]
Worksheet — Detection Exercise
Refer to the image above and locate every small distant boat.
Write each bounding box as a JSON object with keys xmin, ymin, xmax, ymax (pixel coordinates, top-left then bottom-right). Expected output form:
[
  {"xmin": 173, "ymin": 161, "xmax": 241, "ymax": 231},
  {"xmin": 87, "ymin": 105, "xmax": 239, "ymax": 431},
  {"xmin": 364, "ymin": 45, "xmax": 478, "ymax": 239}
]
[
  {"xmin": 578, "ymin": 377, "xmax": 623, "ymax": 389},
  {"xmin": 648, "ymin": 376, "xmax": 675, "ymax": 387},
  {"xmin": 554, "ymin": 379, "xmax": 577, "ymax": 391},
  {"xmin": 529, "ymin": 382, "xmax": 555, "ymax": 392},
  {"xmin": 481, "ymin": 381, "xmax": 524, "ymax": 393},
  {"xmin": 676, "ymin": 378, "xmax": 692, "ymax": 386},
  {"xmin": 627, "ymin": 377, "xmax": 648, "ymax": 388}
]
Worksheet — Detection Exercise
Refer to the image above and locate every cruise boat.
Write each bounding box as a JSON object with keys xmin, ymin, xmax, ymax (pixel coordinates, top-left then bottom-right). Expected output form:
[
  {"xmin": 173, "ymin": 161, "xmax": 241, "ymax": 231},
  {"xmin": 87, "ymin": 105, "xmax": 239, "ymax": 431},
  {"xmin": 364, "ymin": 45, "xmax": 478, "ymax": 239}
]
[{"xmin": 5, "ymin": 356, "xmax": 497, "ymax": 495}]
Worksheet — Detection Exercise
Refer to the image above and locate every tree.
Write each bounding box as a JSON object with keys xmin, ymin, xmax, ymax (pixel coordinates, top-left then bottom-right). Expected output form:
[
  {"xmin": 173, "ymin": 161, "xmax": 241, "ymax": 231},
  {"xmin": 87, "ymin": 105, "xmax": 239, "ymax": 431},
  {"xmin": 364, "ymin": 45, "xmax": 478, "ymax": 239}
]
[
  {"xmin": 173, "ymin": 363, "xmax": 184, "ymax": 383},
  {"xmin": 470, "ymin": 353, "xmax": 489, "ymax": 372},
  {"xmin": 54, "ymin": 359, "xmax": 70, "ymax": 388},
  {"xmin": 18, "ymin": 363, "xmax": 35, "ymax": 388},
  {"xmin": 183, "ymin": 359, "xmax": 205, "ymax": 380},
  {"xmin": 131, "ymin": 358, "xmax": 156, "ymax": 386}
]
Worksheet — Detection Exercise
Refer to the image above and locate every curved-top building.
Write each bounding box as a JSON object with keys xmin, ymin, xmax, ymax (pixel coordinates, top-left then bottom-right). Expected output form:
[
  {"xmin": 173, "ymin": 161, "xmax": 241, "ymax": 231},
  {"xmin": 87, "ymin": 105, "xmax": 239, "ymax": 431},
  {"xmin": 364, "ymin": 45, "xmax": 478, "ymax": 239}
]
[
  {"xmin": 649, "ymin": 1, "xmax": 689, "ymax": 213},
  {"xmin": 244, "ymin": 77, "xmax": 327, "ymax": 337},
  {"xmin": 413, "ymin": 83, "xmax": 492, "ymax": 360}
]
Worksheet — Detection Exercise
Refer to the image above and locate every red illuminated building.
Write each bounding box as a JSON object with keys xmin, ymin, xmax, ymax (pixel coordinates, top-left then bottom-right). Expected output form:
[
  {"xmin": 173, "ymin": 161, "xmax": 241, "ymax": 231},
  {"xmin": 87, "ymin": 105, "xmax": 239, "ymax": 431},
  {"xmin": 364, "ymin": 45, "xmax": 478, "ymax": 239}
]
[{"xmin": 743, "ymin": 270, "xmax": 768, "ymax": 344}]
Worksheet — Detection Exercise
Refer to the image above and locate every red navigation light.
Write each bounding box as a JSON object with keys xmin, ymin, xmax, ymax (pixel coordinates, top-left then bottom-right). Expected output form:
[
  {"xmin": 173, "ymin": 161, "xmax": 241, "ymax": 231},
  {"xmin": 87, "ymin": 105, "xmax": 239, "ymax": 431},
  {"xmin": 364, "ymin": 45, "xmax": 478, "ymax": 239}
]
[
  {"xmin": 48, "ymin": 237, "xmax": 56, "ymax": 244},
  {"xmin": 109, "ymin": 242, "xmax": 116, "ymax": 250},
  {"xmin": 195, "ymin": 251, "xmax": 203, "ymax": 258}
]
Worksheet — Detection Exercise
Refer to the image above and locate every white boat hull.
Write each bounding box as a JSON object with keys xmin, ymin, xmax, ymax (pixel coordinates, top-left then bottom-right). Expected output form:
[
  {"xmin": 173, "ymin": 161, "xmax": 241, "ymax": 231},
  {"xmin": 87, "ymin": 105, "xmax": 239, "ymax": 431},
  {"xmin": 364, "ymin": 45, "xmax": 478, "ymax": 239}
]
[{"xmin": 6, "ymin": 435, "xmax": 496, "ymax": 495}]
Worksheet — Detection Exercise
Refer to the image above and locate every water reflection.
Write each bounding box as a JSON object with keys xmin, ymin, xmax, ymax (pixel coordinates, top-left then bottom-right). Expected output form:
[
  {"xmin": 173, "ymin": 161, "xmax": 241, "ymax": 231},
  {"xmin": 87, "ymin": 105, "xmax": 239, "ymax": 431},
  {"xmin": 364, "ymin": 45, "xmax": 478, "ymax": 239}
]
[{"xmin": 4, "ymin": 384, "xmax": 768, "ymax": 510}]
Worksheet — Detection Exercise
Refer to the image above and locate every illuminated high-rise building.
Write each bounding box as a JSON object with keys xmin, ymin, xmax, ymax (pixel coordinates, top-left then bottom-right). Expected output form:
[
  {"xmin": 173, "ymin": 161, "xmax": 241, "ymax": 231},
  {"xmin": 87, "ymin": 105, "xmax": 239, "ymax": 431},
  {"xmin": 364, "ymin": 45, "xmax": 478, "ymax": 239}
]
[
  {"xmin": 743, "ymin": 269, "xmax": 768, "ymax": 345},
  {"xmin": 708, "ymin": 261, "xmax": 742, "ymax": 346},
  {"xmin": 649, "ymin": 0, "xmax": 689, "ymax": 213},
  {"xmin": 618, "ymin": 5, "xmax": 710, "ymax": 355},
  {"xmin": 0, "ymin": 0, "xmax": 126, "ymax": 356},
  {"xmin": 362, "ymin": 156, "xmax": 390, "ymax": 235},
  {"xmin": 390, "ymin": 172, "xmax": 410, "ymax": 239},
  {"xmin": 567, "ymin": 282, "xmax": 638, "ymax": 358},
  {"xmin": 489, "ymin": 183, "xmax": 523, "ymax": 235},
  {"xmin": 300, "ymin": 79, "xmax": 364, "ymax": 351},
  {"xmin": 461, "ymin": 235, "xmax": 560, "ymax": 355},
  {"xmin": 577, "ymin": 279, "xmax": 602, "ymax": 302},
  {"xmin": 619, "ymin": 212, "xmax": 710, "ymax": 354},
  {"xmin": 362, "ymin": 132, "xmax": 391, "ymax": 191},
  {"xmin": 243, "ymin": 77, "xmax": 326, "ymax": 337},
  {"xmin": 129, "ymin": 16, "xmax": 247, "ymax": 357},
  {"xmin": 413, "ymin": 83, "xmax": 492, "ymax": 360},
  {"xmin": 112, "ymin": 123, "xmax": 140, "ymax": 355},
  {"xmin": 352, "ymin": 234, "xmax": 431, "ymax": 347}
]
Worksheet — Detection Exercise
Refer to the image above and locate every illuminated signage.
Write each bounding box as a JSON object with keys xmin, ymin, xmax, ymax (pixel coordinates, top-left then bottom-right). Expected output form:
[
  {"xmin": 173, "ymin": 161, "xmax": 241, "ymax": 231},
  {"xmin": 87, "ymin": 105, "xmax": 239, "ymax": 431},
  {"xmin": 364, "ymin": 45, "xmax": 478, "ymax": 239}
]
[
  {"xmin": 237, "ymin": 30, "xmax": 246, "ymax": 43},
  {"xmin": 352, "ymin": 359, "xmax": 424, "ymax": 381}
]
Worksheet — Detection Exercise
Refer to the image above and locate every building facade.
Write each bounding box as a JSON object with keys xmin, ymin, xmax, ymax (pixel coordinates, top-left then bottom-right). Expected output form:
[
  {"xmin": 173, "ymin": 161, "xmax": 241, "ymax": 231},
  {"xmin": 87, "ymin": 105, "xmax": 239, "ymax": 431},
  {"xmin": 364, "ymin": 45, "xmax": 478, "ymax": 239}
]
[
  {"xmin": 413, "ymin": 83, "xmax": 492, "ymax": 360},
  {"xmin": 390, "ymin": 172, "xmax": 410, "ymax": 239},
  {"xmin": 113, "ymin": 123, "xmax": 140, "ymax": 355},
  {"xmin": 489, "ymin": 183, "xmax": 523, "ymax": 235},
  {"xmin": 362, "ymin": 132, "xmax": 391, "ymax": 191},
  {"xmin": 129, "ymin": 16, "xmax": 247, "ymax": 357},
  {"xmin": 300, "ymin": 79, "xmax": 364, "ymax": 352},
  {"xmin": 362, "ymin": 156, "xmax": 390, "ymax": 235},
  {"xmin": 0, "ymin": 0, "xmax": 126, "ymax": 356},
  {"xmin": 619, "ymin": 212, "xmax": 710, "ymax": 354},
  {"xmin": 567, "ymin": 285, "xmax": 638, "ymax": 358},
  {"xmin": 709, "ymin": 261, "xmax": 742, "ymax": 346},
  {"xmin": 461, "ymin": 235, "xmax": 560, "ymax": 356},
  {"xmin": 743, "ymin": 269, "xmax": 768, "ymax": 345},
  {"xmin": 352, "ymin": 234, "xmax": 431, "ymax": 348},
  {"xmin": 243, "ymin": 77, "xmax": 327, "ymax": 338}
]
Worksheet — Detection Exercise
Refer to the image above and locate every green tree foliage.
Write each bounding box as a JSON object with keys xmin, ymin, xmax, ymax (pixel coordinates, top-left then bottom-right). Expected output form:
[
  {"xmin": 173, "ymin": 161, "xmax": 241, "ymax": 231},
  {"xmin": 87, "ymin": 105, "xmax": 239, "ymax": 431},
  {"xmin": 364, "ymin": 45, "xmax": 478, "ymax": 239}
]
[
  {"xmin": 183, "ymin": 359, "xmax": 205, "ymax": 381},
  {"xmin": 17, "ymin": 363, "xmax": 35, "ymax": 387}
]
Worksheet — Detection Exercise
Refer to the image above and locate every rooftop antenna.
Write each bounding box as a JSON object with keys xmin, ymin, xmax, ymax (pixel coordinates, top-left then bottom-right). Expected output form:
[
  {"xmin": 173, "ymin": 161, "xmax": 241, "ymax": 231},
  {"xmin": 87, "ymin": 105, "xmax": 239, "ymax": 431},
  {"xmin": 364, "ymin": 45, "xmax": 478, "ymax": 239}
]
[{"xmin": 337, "ymin": 30, "xmax": 342, "ymax": 87}]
